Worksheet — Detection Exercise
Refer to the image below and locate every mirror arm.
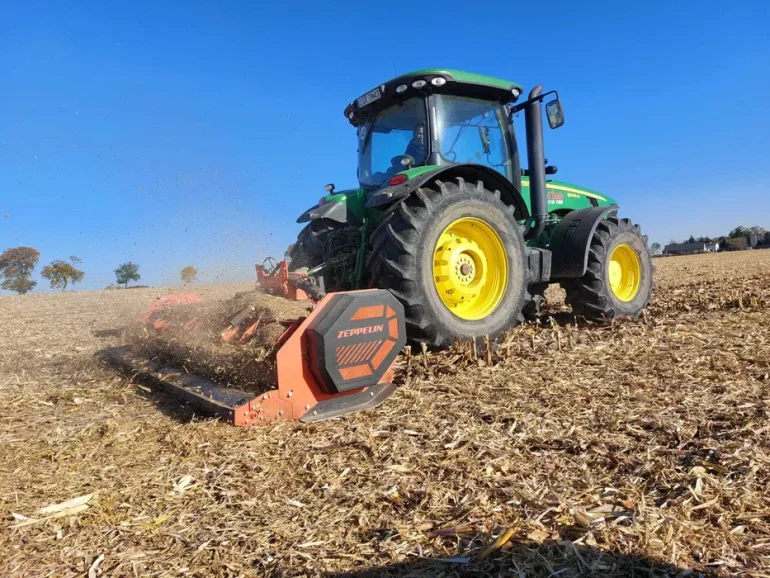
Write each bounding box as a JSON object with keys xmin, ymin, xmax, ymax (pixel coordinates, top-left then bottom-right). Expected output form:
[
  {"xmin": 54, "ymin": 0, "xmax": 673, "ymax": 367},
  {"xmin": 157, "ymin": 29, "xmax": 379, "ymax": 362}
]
[{"xmin": 509, "ymin": 90, "xmax": 559, "ymax": 117}]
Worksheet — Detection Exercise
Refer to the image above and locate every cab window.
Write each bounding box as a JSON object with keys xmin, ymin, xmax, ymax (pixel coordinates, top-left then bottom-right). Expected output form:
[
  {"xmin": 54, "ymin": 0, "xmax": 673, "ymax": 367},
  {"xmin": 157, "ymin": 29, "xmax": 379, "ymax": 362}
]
[
  {"xmin": 434, "ymin": 95, "xmax": 512, "ymax": 180},
  {"xmin": 358, "ymin": 97, "xmax": 428, "ymax": 188}
]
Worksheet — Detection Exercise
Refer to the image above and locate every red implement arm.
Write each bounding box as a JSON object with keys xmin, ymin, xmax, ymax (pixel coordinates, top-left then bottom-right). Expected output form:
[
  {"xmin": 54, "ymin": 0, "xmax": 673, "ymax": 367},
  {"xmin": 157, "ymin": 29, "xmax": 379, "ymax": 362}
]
[{"xmin": 256, "ymin": 260, "xmax": 314, "ymax": 302}]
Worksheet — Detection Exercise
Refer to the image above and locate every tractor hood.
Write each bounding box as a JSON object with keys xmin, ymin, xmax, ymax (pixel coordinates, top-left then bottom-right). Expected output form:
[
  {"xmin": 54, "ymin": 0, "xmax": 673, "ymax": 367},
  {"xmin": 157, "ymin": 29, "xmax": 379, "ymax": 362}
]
[
  {"xmin": 297, "ymin": 200, "xmax": 347, "ymax": 224},
  {"xmin": 297, "ymin": 188, "xmax": 367, "ymax": 224}
]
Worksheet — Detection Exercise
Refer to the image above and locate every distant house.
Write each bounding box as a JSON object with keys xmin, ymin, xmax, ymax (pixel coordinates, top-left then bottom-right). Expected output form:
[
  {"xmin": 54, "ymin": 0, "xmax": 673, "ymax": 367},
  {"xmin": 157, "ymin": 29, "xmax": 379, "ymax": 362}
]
[
  {"xmin": 705, "ymin": 243, "xmax": 720, "ymax": 252},
  {"xmin": 664, "ymin": 242, "xmax": 707, "ymax": 255}
]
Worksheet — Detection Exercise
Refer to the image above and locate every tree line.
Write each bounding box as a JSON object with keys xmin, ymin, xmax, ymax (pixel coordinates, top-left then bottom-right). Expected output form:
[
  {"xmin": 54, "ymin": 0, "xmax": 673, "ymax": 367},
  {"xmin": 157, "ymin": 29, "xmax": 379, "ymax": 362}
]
[
  {"xmin": 650, "ymin": 226, "xmax": 769, "ymax": 255},
  {"xmin": 0, "ymin": 246, "xmax": 198, "ymax": 295}
]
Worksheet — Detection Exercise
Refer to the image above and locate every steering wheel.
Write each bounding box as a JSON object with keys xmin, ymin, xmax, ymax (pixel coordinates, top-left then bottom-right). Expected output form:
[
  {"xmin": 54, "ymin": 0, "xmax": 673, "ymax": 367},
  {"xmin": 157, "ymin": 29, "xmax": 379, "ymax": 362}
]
[
  {"xmin": 262, "ymin": 256, "xmax": 279, "ymax": 273},
  {"xmin": 390, "ymin": 155, "xmax": 414, "ymax": 168}
]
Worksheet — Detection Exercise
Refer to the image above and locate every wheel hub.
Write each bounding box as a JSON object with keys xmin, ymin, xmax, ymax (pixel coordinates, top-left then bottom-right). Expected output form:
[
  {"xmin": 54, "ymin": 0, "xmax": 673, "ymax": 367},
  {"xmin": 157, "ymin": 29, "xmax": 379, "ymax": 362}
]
[
  {"xmin": 608, "ymin": 260, "xmax": 622, "ymax": 287},
  {"xmin": 434, "ymin": 237, "xmax": 486, "ymax": 306},
  {"xmin": 432, "ymin": 217, "xmax": 508, "ymax": 320},
  {"xmin": 608, "ymin": 243, "xmax": 641, "ymax": 302}
]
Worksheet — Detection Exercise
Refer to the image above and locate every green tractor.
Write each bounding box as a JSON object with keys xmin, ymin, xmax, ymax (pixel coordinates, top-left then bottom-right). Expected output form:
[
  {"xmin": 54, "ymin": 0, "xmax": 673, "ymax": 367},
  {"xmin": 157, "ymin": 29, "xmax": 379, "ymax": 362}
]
[{"xmin": 287, "ymin": 69, "xmax": 653, "ymax": 348}]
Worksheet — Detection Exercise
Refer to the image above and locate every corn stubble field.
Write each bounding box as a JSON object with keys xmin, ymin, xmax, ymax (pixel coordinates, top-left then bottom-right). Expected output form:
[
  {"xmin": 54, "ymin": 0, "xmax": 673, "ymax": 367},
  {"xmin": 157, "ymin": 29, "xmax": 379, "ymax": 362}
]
[{"xmin": 1, "ymin": 251, "xmax": 769, "ymax": 578}]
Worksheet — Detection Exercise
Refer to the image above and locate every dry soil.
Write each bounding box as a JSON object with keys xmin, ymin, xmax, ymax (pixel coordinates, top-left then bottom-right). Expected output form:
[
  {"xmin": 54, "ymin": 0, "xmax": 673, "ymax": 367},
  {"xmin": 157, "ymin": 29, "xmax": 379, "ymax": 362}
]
[{"xmin": 1, "ymin": 252, "xmax": 769, "ymax": 577}]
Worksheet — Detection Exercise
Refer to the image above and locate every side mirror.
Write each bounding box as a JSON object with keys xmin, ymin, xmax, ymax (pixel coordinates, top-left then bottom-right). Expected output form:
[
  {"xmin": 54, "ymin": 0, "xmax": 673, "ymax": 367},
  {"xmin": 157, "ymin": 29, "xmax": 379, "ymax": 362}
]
[
  {"xmin": 545, "ymin": 99, "xmax": 565, "ymax": 129},
  {"xmin": 324, "ymin": 183, "xmax": 335, "ymax": 194}
]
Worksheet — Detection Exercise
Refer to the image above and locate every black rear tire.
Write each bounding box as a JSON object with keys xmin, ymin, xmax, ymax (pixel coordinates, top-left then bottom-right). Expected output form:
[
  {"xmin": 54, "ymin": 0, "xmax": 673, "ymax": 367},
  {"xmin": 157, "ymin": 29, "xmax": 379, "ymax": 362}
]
[
  {"xmin": 367, "ymin": 177, "xmax": 528, "ymax": 349},
  {"xmin": 560, "ymin": 217, "xmax": 653, "ymax": 319},
  {"xmin": 288, "ymin": 220, "xmax": 341, "ymax": 271}
]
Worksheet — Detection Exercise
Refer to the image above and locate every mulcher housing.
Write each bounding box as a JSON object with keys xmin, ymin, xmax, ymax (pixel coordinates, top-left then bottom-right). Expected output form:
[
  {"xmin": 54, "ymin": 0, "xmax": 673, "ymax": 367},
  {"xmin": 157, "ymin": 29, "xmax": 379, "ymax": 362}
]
[{"xmin": 102, "ymin": 290, "xmax": 407, "ymax": 426}]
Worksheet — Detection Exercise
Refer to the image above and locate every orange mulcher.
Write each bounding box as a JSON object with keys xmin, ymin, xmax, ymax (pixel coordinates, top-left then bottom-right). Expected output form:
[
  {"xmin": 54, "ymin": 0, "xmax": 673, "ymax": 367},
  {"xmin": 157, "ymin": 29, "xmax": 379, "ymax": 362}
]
[{"xmin": 102, "ymin": 285, "xmax": 406, "ymax": 426}]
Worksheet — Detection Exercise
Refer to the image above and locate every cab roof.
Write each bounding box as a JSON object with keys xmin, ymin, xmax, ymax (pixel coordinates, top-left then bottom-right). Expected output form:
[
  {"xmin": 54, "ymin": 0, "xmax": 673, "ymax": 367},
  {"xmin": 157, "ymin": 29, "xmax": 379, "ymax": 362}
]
[{"xmin": 344, "ymin": 68, "xmax": 523, "ymax": 126}]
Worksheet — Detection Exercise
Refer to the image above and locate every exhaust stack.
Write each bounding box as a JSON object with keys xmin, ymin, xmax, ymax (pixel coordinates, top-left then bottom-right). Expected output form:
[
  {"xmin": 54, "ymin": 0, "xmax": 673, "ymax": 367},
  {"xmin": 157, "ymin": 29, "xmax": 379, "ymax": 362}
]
[{"xmin": 524, "ymin": 85, "xmax": 547, "ymax": 240}]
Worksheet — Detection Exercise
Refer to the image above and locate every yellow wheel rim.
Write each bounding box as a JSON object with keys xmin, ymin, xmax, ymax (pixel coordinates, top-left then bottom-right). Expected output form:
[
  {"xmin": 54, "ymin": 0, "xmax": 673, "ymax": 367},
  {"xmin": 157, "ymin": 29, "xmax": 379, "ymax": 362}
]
[
  {"xmin": 433, "ymin": 217, "xmax": 508, "ymax": 320},
  {"xmin": 608, "ymin": 244, "xmax": 641, "ymax": 302}
]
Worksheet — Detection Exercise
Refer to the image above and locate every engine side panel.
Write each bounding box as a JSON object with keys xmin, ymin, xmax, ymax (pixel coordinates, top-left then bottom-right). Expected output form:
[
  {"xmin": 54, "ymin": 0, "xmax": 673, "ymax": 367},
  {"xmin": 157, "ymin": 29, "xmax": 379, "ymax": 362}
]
[{"xmin": 521, "ymin": 177, "xmax": 616, "ymax": 216}]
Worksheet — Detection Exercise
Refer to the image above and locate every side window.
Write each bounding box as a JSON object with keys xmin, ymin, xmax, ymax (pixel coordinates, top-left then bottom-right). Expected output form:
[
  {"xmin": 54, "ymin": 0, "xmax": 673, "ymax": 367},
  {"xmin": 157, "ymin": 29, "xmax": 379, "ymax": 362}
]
[
  {"xmin": 435, "ymin": 95, "xmax": 512, "ymax": 179},
  {"xmin": 357, "ymin": 97, "xmax": 427, "ymax": 188},
  {"xmin": 369, "ymin": 126, "xmax": 415, "ymax": 172}
]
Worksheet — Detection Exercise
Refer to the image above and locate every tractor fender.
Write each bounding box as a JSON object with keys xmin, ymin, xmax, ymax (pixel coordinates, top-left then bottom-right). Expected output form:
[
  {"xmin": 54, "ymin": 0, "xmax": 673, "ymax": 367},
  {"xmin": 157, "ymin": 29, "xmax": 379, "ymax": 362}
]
[
  {"xmin": 366, "ymin": 164, "xmax": 530, "ymax": 220},
  {"xmin": 297, "ymin": 199, "xmax": 347, "ymax": 224},
  {"xmin": 549, "ymin": 205, "xmax": 619, "ymax": 279}
]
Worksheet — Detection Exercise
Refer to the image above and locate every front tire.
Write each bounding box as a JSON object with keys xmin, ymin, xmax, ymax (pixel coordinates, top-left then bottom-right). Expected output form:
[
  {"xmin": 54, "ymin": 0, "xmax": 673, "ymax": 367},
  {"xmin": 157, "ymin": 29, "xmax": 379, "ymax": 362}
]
[
  {"xmin": 561, "ymin": 217, "xmax": 653, "ymax": 319},
  {"xmin": 367, "ymin": 177, "xmax": 528, "ymax": 348},
  {"xmin": 288, "ymin": 219, "xmax": 341, "ymax": 271}
]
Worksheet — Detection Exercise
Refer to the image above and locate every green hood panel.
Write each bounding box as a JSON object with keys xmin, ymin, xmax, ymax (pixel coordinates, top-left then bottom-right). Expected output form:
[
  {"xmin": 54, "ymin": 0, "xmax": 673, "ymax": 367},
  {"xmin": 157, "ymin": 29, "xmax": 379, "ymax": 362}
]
[
  {"xmin": 298, "ymin": 188, "xmax": 379, "ymax": 225},
  {"xmin": 321, "ymin": 189, "xmax": 364, "ymax": 205},
  {"xmin": 399, "ymin": 165, "xmax": 439, "ymax": 180},
  {"xmin": 521, "ymin": 177, "xmax": 616, "ymax": 214}
]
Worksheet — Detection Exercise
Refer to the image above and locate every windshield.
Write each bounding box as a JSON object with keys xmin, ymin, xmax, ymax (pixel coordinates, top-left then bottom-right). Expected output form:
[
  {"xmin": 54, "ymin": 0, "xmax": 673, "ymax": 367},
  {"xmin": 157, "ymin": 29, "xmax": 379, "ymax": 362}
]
[
  {"xmin": 357, "ymin": 97, "xmax": 428, "ymax": 188},
  {"xmin": 434, "ymin": 95, "xmax": 512, "ymax": 180}
]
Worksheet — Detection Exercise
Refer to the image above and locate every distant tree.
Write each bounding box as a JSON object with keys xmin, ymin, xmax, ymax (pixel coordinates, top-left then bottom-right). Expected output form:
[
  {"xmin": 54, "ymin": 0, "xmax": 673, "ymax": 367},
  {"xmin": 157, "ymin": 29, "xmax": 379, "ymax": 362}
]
[
  {"xmin": 41, "ymin": 257, "xmax": 85, "ymax": 291},
  {"xmin": 668, "ymin": 239, "xmax": 679, "ymax": 245},
  {"xmin": 749, "ymin": 226, "xmax": 766, "ymax": 237},
  {"xmin": 69, "ymin": 255, "xmax": 82, "ymax": 265},
  {"xmin": 687, "ymin": 235, "xmax": 696, "ymax": 244},
  {"xmin": 725, "ymin": 237, "xmax": 748, "ymax": 251},
  {"xmin": 3, "ymin": 276, "xmax": 37, "ymax": 294},
  {"xmin": 0, "ymin": 246, "xmax": 40, "ymax": 295},
  {"xmin": 729, "ymin": 226, "xmax": 748, "ymax": 239},
  {"xmin": 114, "ymin": 262, "xmax": 141, "ymax": 288},
  {"xmin": 695, "ymin": 236, "xmax": 712, "ymax": 243},
  {"xmin": 180, "ymin": 265, "xmax": 198, "ymax": 286},
  {"xmin": 650, "ymin": 242, "xmax": 662, "ymax": 256},
  {"xmin": 765, "ymin": 231, "xmax": 770, "ymax": 244}
]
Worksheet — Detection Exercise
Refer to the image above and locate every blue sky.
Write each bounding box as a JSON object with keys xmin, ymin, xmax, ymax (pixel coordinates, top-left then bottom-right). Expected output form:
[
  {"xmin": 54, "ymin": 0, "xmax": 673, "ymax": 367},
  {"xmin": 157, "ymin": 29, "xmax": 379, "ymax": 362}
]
[{"xmin": 1, "ymin": 0, "xmax": 769, "ymax": 292}]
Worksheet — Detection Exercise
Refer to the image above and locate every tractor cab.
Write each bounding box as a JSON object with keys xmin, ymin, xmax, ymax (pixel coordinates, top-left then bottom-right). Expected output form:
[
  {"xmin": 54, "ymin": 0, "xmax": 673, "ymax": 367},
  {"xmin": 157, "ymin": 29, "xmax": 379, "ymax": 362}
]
[{"xmin": 349, "ymin": 69, "xmax": 524, "ymax": 190}]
